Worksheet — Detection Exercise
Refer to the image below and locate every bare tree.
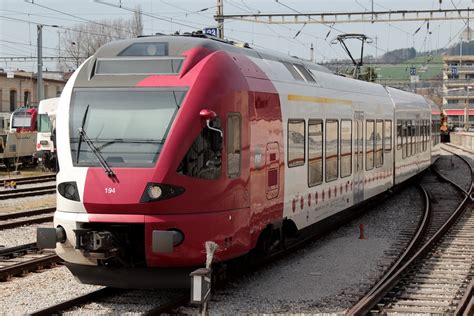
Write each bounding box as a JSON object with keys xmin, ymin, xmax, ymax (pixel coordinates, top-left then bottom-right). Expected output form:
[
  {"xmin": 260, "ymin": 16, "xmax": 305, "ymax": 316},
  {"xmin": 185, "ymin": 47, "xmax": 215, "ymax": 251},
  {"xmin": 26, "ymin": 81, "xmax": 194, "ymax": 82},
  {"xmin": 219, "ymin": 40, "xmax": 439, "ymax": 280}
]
[{"xmin": 59, "ymin": 6, "xmax": 143, "ymax": 71}]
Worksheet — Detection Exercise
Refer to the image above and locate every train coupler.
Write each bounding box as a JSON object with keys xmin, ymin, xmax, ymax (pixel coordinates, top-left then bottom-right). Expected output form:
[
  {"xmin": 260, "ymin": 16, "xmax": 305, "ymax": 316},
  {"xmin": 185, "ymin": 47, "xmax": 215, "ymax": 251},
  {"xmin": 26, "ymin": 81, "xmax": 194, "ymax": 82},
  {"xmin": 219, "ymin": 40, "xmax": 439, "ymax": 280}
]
[{"xmin": 73, "ymin": 229, "xmax": 118, "ymax": 259}]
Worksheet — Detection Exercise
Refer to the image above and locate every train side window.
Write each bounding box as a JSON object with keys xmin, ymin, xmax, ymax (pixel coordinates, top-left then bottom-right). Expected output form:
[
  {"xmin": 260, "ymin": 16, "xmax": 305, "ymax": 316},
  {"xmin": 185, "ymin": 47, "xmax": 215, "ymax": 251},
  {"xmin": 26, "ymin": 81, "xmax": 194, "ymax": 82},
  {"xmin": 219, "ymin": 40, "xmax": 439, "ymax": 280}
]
[
  {"xmin": 178, "ymin": 118, "xmax": 222, "ymax": 180},
  {"xmin": 281, "ymin": 62, "xmax": 304, "ymax": 81},
  {"xmin": 375, "ymin": 120, "xmax": 383, "ymax": 167},
  {"xmin": 366, "ymin": 120, "xmax": 375, "ymax": 170},
  {"xmin": 326, "ymin": 119, "xmax": 339, "ymax": 181},
  {"xmin": 294, "ymin": 64, "xmax": 316, "ymax": 82},
  {"xmin": 407, "ymin": 120, "xmax": 412, "ymax": 157},
  {"xmin": 397, "ymin": 120, "xmax": 402, "ymax": 150},
  {"xmin": 308, "ymin": 119, "xmax": 323, "ymax": 186},
  {"xmin": 288, "ymin": 119, "xmax": 305, "ymax": 167},
  {"xmin": 340, "ymin": 119, "xmax": 352, "ymax": 178},
  {"xmin": 411, "ymin": 121, "xmax": 416, "ymax": 156},
  {"xmin": 422, "ymin": 120, "xmax": 426, "ymax": 152},
  {"xmin": 384, "ymin": 120, "xmax": 392, "ymax": 152},
  {"xmin": 227, "ymin": 113, "xmax": 241, "ymax": 178},
  {"xmin": 402, "ymin": 121, "xmax": 407, "ymax": 159}
]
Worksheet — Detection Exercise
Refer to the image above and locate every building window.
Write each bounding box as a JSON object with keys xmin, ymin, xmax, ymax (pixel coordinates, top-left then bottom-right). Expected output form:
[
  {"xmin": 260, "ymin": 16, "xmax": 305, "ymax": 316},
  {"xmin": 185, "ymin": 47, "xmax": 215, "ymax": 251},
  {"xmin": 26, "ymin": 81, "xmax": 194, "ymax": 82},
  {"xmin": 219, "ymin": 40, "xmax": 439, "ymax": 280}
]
[
  {"xmin": 24, "ymin": 91, "xmax": 30, "ymax": 107},
  {"xmin": 227, "ymin": 113, "xmax": 241, "ymax": 178},
  {"xmin": 366, "ymin": 119, "xmax": 375, "ymax": 170},
  {"xmin": 385, "ymin": 120, "xmax": 392, "ymax": 152},
  {"xmin": 288, "ymin": 119, "xmax": 305, "ymax": 167},
  {"xmin": 375, "ymin": 120, "xmax": 383, "ymax": 167},
  {"xmin": 9, "ymin": 90, "xmax": 17, "ymax": 112},
  {"xmin": 340, "ymin": 120, "xmax": 352, "ymax": 178},
  {"xmin": 326, "ymin": 119, "xmax": 339, "ymax": 181},
  {"xmin": 308, "ymin": 119, "xmax": 323, "ymax": 186}
]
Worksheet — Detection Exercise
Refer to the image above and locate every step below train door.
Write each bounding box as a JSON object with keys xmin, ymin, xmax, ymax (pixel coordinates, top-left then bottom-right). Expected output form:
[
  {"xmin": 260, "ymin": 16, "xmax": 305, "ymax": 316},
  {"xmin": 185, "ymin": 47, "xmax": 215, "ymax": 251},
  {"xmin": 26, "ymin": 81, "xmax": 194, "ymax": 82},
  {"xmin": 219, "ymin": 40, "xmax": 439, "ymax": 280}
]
[
  {"xmin": 266, "ymin": 142, "xmax": 280, "ymax": 200},
  {"xmin": 353, "ymin": 111, "xmax": 364, "ymax": 204}
]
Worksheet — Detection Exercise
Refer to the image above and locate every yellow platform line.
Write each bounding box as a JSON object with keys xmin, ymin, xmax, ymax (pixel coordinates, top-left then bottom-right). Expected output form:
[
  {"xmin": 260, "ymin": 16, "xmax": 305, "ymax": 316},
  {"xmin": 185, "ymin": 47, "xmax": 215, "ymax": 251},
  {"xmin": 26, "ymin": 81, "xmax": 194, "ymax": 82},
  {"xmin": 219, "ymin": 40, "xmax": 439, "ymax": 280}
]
[{"xmin": 288, "ymin": 94, "xmax": 352, "ymax": 105}]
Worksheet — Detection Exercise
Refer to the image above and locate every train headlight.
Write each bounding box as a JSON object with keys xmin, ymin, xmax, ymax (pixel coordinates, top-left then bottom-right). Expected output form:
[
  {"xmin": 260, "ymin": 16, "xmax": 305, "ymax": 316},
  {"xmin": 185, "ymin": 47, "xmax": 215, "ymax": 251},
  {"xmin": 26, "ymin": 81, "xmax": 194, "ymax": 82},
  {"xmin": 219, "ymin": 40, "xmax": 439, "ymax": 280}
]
[
  {"xmin": 148, "ymin": 185, "xmax": 162, "ymax": 200},
  {"xmin": 140, "ymin": 183, "xmax": 185, "ymax": 203},
  {"xmin": 58, "ymin": 182, "xmax": 80, "ymax": 202}
]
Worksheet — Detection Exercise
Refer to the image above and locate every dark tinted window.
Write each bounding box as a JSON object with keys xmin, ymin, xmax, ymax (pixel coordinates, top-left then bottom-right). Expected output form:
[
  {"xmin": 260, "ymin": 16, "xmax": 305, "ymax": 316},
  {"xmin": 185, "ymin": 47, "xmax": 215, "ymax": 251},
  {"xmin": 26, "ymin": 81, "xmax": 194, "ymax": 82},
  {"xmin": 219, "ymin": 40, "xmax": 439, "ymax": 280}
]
[
  {"xmin": 96, "ymin": 58, "xmax": 184, "ymax": 75},
  {"xmin": 282, "ymin": 62, "xmax": 304, "ymax": 81},
  {"xmin": 294, "ymin": 64, "xmax": 316, "ymax": 82}
]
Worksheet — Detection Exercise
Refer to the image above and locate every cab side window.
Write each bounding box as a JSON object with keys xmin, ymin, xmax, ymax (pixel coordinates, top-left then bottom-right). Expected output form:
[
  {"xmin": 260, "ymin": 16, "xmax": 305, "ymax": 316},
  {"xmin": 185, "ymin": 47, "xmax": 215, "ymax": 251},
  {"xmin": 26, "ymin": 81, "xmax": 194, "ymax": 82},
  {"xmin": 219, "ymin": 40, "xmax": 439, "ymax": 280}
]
[
  {"xmin": 227, "ymin": 113, "xmax": 241, "ymax": 178},
  {"xmin": 178, "ymin": 118, "xmax": 222, "ymax": 180}
]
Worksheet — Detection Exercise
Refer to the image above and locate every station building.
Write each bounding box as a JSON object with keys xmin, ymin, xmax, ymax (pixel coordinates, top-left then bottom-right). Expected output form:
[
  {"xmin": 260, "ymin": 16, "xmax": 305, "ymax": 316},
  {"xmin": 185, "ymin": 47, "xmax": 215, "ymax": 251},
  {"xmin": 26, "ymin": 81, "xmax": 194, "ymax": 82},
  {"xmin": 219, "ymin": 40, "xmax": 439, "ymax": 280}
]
[{"xmin": 0, "ymin": 71, "xmax": 67, "ymax": 113}]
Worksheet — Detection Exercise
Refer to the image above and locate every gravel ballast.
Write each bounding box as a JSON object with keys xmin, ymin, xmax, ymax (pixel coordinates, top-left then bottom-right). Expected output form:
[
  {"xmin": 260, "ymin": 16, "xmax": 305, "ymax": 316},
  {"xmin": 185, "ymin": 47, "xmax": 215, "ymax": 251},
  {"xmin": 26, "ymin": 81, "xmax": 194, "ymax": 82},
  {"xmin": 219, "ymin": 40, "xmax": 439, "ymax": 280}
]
[
  {"xmin": 0, "ymin": 266, "xmax": 101, "ymax": 315},
  {"xmin": 180, "ymin": 186, "xmax": 423, "ymax": 314},
  {"xmin": 0, "ymin": 222, "xmax": 53, "ymax": 248}
]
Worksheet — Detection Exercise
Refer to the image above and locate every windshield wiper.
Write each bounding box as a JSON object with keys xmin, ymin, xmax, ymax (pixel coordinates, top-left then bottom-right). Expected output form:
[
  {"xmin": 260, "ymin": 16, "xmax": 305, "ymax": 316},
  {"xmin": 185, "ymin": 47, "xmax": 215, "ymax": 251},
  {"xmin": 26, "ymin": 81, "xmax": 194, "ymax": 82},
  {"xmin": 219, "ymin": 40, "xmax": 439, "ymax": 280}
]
[
  {"xmin": 78, "ymin": 127, "xmax": 116, "ymax": 178},
  {"xmin": 76, "ymin": 105, "xmax": 115, "ymax": 178},
  {"xmin": 76, "ymin": 105, "xmax": 90, "ymax": 164}
]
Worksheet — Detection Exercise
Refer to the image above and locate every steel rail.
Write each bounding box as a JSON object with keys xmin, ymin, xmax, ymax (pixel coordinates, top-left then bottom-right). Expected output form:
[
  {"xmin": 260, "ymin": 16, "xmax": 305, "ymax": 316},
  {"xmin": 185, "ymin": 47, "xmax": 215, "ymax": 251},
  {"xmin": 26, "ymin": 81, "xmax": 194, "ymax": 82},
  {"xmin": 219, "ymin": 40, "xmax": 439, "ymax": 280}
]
[
  {"xmin": 30, "ymin": 288, "xmax": 123, "ymax": 316},
  {"xmin": 455, "ymin": 280, "xmax": 474, "ymax": 316},
  {"xmin": 347, "ymin": 153, "xmax": 474, "ymax": 315},
  {"xmin": 0, "ymin": 214, "xmax": 54, "ymax": 230},
  {"xmin": 0, "ymin": 242, "xmax": 37, "ymax": 257},
  {"xmin": 0, "ymin": 253, "xmax": 61, "ymax": 281},
  {"xmin": 0, "ymin": 174, "xmax": 56, "ymax": 186},
  {"xmin": 0, "ymin": 174, "xmax": 55, "ymax": 184},
  {"xmin": 0, "ymin": 207, "xmax": 56, "ymax": 221},
  {"xmin": 0, "ymin": 184, "xmax": 56, "ymax": 195},
  {"xmin": 0, "ymin": 188, "xmax": 56, "ymax": 200}
]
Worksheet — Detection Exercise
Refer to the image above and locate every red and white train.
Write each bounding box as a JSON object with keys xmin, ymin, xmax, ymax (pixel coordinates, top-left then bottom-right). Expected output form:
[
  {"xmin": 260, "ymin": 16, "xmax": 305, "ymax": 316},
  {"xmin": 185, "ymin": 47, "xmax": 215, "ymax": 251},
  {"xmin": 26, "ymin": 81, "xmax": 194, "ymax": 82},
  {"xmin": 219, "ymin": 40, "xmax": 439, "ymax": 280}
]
[{"xmin": 38, "ymin": 34, "xmax": 441, "ymax": 288}]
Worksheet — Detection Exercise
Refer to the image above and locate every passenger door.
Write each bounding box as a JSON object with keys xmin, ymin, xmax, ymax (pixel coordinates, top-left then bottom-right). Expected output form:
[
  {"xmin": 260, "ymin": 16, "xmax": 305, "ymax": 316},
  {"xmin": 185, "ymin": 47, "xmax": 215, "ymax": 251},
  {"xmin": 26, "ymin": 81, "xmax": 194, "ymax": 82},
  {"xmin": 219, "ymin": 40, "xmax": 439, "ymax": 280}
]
[{"xmin": 353, "ymin": 111, "xmax": 364, "ymax": 204}]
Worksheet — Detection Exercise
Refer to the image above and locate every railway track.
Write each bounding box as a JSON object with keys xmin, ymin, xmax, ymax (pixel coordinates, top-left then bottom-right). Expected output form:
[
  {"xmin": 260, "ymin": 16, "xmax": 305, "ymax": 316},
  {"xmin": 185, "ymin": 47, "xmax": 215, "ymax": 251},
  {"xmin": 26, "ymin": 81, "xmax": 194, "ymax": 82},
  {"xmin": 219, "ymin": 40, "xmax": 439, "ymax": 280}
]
[
  {"xmin": 0, "ymin": 243, "xmax": 61, "ymax": 281},
  {"xmin": 0, "ymin": 184, "xmax": 56, "ymax": 200},
  {"xmin": 0, "ymin": 207, "xmax": 55, "ymax": 230},
  {"xmin": 30, "ymin": 287, "xmax": 189, "ymax": 315},
  {"xmin": 347, "ymin": 150, "xmax": 474, "ymax": 315},
  {"xmin": 1, "ymin": 174, "xmax": 56, "ymax": 186}
]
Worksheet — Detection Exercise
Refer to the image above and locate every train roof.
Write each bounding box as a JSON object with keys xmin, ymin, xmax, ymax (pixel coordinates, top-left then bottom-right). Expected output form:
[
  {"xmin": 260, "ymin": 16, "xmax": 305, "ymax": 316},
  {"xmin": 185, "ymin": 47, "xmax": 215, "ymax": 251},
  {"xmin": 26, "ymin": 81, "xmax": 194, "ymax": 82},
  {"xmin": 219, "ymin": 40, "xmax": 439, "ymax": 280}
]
[{"xmin": 94, "ymin": 32, "xmax": 332, "ymax": 74}]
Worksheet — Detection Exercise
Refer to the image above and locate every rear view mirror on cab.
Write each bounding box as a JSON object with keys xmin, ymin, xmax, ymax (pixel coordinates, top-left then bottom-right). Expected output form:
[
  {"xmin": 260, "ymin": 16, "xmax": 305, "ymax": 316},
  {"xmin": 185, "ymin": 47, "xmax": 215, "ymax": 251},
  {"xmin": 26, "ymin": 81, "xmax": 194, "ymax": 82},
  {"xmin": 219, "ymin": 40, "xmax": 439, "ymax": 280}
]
[{"xmin": 200, "ymin": 109, "xmax": 223, "ymax": 152}]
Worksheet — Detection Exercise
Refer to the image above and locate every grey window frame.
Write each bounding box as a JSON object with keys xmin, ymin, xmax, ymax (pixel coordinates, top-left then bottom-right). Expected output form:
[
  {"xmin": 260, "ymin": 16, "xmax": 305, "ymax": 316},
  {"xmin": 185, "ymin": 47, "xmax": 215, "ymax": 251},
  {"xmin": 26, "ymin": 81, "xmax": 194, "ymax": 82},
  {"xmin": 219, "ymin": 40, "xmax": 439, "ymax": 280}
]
[
  {"xmin": 366, "ymin": 119, "xmax": 375, "ymax": 170},
  {"xmin": 325, "ymin": 119, "xmax": 339, "ymax": 182},
  {"xmin": 385, "ymin": 120, "xmax": 392, "ymax": 152},
  {"xmin": 375, "ymin": 119, "xmax": 384, "ymax": 168},
  {"xmin": 308, "ymin": 119, "xmax": 323, "ymax": 187},
  {"xmin": 288, "ymin": 119, "xmax": 306, "ymax": 168},
  {"xmin": 340, "ymin": 119, "xmax": 352, "ymax": 178}
]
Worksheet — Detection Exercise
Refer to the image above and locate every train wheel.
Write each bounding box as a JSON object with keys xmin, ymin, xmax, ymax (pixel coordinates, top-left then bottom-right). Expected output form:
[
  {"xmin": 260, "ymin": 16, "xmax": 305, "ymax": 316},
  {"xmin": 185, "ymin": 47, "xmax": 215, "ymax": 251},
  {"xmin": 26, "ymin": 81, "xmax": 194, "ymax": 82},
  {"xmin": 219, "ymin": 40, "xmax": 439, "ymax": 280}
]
[{"xmin": 256, "ymin": 226, "xmax": 282, "ymax": 256}]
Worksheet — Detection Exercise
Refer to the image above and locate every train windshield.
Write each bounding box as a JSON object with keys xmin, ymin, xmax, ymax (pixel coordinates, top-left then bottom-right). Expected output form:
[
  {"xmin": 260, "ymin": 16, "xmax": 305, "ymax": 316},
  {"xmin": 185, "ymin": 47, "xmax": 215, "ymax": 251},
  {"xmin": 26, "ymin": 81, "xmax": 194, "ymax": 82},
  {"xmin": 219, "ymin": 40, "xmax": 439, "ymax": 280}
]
[{"xmin": 70, "ymin": 88, "xmax": 187, "ymax": 168}]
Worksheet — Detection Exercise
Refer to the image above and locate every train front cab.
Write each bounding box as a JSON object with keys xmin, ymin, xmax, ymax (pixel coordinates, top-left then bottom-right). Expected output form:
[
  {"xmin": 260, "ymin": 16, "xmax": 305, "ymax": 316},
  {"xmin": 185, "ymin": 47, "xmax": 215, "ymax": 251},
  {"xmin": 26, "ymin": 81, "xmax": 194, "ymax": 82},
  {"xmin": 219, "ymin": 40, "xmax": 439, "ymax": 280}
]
[{"xmin": 51, "ymin": 37, "xmax": 286, "ymax": 288}]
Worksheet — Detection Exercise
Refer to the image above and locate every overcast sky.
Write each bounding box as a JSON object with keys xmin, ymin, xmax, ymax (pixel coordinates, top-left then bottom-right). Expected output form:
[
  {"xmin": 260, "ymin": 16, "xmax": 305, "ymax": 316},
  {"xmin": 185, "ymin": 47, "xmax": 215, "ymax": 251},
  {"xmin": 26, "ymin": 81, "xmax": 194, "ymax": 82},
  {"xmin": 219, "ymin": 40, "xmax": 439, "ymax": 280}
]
[{"xmin": 1, "ymin": 0, "xmax": 473, "ymax": 72}]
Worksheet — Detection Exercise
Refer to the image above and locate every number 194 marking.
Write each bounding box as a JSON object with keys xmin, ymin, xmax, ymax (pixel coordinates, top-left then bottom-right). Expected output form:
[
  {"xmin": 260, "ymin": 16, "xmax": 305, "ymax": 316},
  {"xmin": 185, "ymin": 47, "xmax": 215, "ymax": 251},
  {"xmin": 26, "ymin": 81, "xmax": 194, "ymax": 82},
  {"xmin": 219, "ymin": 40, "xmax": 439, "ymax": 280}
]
[{"xmin": 105, "ymin": 187, "xmax": 116, "ymax": 194}]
